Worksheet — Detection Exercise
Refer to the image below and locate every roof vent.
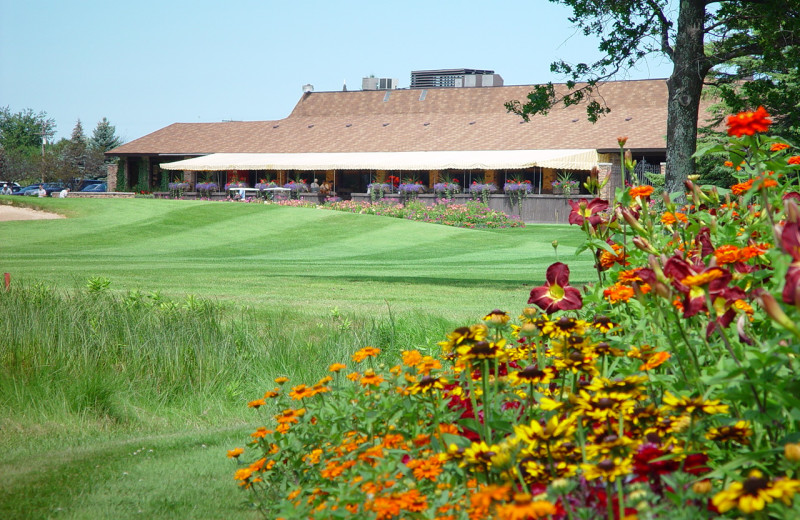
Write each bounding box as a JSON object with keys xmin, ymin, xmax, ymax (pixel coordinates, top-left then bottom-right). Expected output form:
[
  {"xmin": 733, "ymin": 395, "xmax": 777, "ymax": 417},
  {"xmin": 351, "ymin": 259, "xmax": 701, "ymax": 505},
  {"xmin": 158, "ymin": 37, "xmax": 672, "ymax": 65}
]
[
  {"xmin": 273, "ymin": 124, "xmax": 280, "ymax": 128},
  {"xmin": 307, "ymin": 124, "xmax": 314, "ymax": 129},
  {"xmin": 302, "ymin": 84, "xmax": 314, "ymax": 93},
  {"xmin": 345, "ymin": 123, "xmax": 352, "ymax": 127},
  {"xmin": 382, "ymin": 123, "xmax": 390, "ymax": 127},
  {"xmin": 625, "ymin": 117, "xmax": 633, "ymax": 121}
]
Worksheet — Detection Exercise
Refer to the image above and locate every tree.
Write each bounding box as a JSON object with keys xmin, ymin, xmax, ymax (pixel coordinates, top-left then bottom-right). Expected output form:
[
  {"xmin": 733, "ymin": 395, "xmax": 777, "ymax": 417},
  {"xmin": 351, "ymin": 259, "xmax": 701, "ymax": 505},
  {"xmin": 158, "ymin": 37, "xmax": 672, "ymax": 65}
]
[
  {"xmin": 505, "ymin": 1, "xmax": 800, "ymax": 193},
  {"xmin": 0, "ymin": 107, "xmax": 56, "ymax": 152},
  {"xmin": 63, "ymin": 119, "xmax": 88, "ymax": 179},
  {"xmin": 89, "ymin": 117, "xmax": 122, "ymax": 153}
]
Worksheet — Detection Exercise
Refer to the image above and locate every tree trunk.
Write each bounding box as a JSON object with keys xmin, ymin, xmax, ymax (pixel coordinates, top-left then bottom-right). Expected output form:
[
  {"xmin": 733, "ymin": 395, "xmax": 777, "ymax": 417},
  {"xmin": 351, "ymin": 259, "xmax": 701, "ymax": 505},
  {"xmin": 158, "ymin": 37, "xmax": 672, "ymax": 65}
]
[{"xmin": 665, "ymin": 0, "xmax": 711, "ymax": 194}]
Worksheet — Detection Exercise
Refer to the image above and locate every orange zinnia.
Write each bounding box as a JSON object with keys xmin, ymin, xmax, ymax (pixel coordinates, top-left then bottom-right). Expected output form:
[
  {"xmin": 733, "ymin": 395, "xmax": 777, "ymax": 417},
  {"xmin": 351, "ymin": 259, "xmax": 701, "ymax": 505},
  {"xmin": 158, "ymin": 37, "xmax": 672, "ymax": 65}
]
[
  {"xmin": 771, "ymin": 142, "xmax": 790, "ymax": 152},
  {"xmin": 726, "ymin": 106, "xmax": 772, "ymax": 137},
  {"xmin": 629, "ymin": 185, "xmax": 654, "ymax": 198},
  {"xmin": 227, "ymin": 447, "xmax": 244, "ymax": 458},
  {"xmin": 640, "ymin": 351, "xmax": 670, "ymax": 371},
  {"xmin": 789, "ymin": 156, "xmax": 800, "ymax": 165},
  {"xmin": 352, "ymin": 346, "xmax": 381, "ymax": 362}
]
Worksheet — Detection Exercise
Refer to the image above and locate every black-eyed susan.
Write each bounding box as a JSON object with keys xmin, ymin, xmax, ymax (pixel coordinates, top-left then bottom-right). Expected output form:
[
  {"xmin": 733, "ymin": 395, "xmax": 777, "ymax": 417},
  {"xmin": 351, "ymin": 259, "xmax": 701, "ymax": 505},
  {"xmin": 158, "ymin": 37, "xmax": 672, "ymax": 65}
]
[
  {"xmin": 574, "ymin": 390, "xmax": 638, "ymax": 421},
  {"xmin": 484, "ymin": 308, "xmax": 511, "ymax": 325},
  {"xmin": 706, "ymin": 420, "xmax": 752, "ymax": 445},
  {"xmin": 661, "ymin": 391, "xmax": 729, "ymax": 416},
  {"xmin": 592, "ymin": 314, "xmax": 617, "ymax": 332},
  {"xmin": 462, "ymin": 441, "xmax": 499, "ymax": 471},
  {"xmin": 514, "ymin": 415, "xmax": 576, "ymax": 452},
  {"xmin": 712, "ymin": 469, "xmax": 800, "ymax": 514},
  {"xmin": 507, "ymin": 364, "xmax": 557, "ymax": 386},
  {"xmin": 582, "ymin": 457, "xmax": 633, "ymax": 482},
  {"xmin": 438, "ymin": 324, "xmax": 489, "ymax": 354},
  {"xmin": 456, "ymin": 338, "xmax": 508, "ymax": 363},
  {"xmin": 408, "ymin": 375, "xmax": 448, "ymax": 395}
]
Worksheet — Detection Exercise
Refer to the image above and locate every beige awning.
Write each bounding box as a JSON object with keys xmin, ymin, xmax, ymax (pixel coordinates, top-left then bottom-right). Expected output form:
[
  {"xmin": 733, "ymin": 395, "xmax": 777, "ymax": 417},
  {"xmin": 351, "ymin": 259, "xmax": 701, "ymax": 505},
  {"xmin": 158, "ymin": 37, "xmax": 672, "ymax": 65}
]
[{"xmin": 159, "ymin": 149, "xmax": 599, "ymax": 172}]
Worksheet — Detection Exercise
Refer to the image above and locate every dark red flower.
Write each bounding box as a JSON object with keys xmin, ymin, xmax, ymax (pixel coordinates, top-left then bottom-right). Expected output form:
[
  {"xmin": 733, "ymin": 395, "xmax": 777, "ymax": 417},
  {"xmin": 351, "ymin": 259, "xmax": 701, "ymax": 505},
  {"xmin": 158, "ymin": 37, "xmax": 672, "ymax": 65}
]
[
  {"xmin": 663, "ymin": 255, "xmax": 732, "ymax": 318},
  {"xmin": 568, "ymin": 198, "xmax": 609, "ymax": 228},
  {"xmin": 528, "ymin": 262, "xmax": 583, "ymax": 314},
  {"xmin": 779, "ymin": 221, "xmax": 800, "ymax": 305}
]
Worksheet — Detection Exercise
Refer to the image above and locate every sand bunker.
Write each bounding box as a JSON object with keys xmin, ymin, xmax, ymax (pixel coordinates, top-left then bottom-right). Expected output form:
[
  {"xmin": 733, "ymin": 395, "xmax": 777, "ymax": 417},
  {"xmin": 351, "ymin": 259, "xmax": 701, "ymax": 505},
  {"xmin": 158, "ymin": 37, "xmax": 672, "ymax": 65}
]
[{"xmin": 0, "ymin": 204, "xmax": 65, "ymax": 221}]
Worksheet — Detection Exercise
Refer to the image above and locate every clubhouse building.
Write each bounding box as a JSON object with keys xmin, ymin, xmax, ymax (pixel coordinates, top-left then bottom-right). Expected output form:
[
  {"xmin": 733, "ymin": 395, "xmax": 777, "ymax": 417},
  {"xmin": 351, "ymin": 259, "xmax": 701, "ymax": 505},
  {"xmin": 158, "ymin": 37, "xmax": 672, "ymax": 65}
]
[{"xmin": 107, "ymin": 73, "xmax": 674, "ymax": 203}]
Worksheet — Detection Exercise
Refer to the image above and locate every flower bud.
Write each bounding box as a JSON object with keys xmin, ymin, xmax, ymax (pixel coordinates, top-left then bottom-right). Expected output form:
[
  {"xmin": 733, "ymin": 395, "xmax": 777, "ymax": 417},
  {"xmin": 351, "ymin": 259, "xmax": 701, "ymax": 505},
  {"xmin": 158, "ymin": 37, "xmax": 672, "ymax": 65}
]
[
  {"xmin": 692, "ymin": 480, "xmax": 712, "ymax": 494},
  {"xmin": 785, "ymin": 443, "xmax": 800, "ymax": 462},
  {"xmin": 633, "ymin": 236, "xmax": 658, "ymax": 254},
  {"xmin": 756, "ymin": 290, "xmax": 800, "ymax": 335}
]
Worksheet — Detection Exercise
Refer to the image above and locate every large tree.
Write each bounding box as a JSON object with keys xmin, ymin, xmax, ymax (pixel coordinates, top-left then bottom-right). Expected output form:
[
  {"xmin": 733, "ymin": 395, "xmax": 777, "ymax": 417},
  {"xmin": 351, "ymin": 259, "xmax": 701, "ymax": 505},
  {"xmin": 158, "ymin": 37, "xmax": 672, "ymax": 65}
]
[{"xmin": 506, "ymin": 1, "xmax": 800, "ymax": 193}]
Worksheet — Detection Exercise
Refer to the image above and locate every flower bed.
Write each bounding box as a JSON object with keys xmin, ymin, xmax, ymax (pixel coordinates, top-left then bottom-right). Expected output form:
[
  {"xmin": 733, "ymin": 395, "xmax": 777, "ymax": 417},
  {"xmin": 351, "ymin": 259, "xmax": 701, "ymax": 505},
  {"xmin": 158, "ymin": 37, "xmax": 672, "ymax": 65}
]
[
  {"xmin": 323, "ymin": 200, "xmax": 524, "ymax": 229},
  {"xmin": 231, "ymin": 108, "xmax": 800, "ymax": 519}
]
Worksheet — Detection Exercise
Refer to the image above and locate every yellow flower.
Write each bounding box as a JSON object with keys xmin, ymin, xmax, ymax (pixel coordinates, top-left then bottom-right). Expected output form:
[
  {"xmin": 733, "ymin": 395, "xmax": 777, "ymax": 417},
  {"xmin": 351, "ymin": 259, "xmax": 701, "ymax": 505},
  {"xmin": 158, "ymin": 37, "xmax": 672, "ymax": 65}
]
[
  {"xmin": 661, "ymin": 392, "xmax": 729, "ymax": 416},
  {"xmin": 582, "ymin": 457, "xmax": 633, "ymax": 483},
  {"xmin": 495, "ymin": 493, "xmax": 556, "ymax": 520},
  {"xmin": 712, "ymin": 469, "xmax": 800, "ymax": 514}
]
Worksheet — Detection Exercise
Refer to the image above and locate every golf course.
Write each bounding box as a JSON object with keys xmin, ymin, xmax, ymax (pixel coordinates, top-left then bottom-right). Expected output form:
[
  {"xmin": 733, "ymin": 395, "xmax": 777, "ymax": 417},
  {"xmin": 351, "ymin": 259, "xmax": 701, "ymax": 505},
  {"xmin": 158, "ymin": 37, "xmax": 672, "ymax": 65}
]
[{"xmin": 0, "ymin": 197, "xmax": 590, "ymax": 519}]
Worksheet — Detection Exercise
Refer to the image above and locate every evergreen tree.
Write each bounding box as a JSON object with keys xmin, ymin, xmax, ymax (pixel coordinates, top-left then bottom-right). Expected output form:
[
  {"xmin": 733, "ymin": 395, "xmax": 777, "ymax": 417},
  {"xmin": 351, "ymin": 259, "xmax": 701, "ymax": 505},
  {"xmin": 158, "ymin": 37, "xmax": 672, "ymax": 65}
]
[
  {"xmin": 89, "ymin": 117, "xmax": 122, "ymax": 153},
  {"xmin": 64, "ymin": 119, "xmax": 88, "ymax": 178}
]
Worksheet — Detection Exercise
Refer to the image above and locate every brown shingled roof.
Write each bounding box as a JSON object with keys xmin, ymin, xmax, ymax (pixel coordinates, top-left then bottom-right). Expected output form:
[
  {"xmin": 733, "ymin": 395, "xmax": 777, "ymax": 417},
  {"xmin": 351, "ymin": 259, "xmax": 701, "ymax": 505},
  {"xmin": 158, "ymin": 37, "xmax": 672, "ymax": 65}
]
[{"xmin": 109, "ymin": 79, "xmax": 695, "ymax": 156}]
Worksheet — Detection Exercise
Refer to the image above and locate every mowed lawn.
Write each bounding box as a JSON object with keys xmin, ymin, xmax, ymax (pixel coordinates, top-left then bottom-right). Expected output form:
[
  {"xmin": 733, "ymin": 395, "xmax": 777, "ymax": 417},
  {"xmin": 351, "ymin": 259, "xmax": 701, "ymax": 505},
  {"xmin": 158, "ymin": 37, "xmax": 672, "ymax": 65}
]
[
  {"xmin": 0, "ymin": 197, "xmax": 593, "ymax": 317},
  {"xmin": 0, "ymin": 197, "xmax": 592, "ymax": 519}
]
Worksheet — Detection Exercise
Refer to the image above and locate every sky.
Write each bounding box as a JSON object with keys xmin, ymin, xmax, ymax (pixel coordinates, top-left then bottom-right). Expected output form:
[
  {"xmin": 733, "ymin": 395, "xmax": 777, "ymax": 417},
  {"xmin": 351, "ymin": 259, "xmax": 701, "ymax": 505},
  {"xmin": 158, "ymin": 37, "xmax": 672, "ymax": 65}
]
[{"xmin": 1, "ymin": 0, "xmax": 675, "ymax": 143}]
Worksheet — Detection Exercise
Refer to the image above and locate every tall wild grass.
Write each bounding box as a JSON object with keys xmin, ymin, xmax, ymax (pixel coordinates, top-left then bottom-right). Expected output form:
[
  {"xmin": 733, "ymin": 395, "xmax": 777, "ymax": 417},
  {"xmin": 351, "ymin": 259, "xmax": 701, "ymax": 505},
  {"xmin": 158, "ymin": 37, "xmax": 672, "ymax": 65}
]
[{"xmin": 0, "ymin": 282, "xmax": 457, "ymax": 435}]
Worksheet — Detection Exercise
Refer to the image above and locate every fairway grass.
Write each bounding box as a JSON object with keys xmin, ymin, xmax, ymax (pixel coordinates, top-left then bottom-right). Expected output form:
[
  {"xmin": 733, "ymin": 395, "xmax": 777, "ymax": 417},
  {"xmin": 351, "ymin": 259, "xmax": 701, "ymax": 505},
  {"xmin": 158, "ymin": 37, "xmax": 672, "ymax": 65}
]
[
  {"xmin": 1, "ymin": 197, "xmax": 592, "ymax": 317},
  {"xmin": 1, "ymin": 197, "xmax": 592, "ymax": 519}
]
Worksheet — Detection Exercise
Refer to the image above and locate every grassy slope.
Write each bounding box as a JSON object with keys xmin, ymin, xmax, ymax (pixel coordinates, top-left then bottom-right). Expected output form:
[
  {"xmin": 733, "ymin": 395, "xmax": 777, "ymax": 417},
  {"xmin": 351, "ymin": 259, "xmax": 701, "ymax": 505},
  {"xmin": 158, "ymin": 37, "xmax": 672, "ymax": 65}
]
[
  {"xmin": 1, "ymin": 197, "xmax": 592, "ymax": 317},
  {"xmin": 0, "ymin": 197, "xmax": 591, "ymax": 519}
]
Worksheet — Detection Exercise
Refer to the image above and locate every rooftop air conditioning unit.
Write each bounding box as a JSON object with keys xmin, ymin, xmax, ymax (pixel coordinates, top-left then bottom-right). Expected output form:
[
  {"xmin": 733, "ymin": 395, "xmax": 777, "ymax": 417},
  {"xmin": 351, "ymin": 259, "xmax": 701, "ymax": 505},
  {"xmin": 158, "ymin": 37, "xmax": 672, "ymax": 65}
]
[
  {"xmin": 362, "ymin": 77, "xmax": 379, "ymax": 90},
  {"xmin": 378, "ymin": 78, "xmax": 398, "ymax": 90}
]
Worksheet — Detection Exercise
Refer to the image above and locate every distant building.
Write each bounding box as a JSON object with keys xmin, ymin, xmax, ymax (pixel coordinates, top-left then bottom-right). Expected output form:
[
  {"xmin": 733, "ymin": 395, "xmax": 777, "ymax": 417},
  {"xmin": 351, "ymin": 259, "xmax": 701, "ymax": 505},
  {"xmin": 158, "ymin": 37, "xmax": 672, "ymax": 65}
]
[
  {"xmin": 107, "ymin": 77, "xmax": 690, "ymax": 199},
  {"xmin": 410, "ymin": 68, "xmax": 503, "ymax": 89}
]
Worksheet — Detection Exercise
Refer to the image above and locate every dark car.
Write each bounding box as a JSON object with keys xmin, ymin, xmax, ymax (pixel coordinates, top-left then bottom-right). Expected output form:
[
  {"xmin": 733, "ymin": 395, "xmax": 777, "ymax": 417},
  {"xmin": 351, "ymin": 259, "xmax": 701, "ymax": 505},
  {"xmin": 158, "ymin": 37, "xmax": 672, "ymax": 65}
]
[
  {"xmin": 70, "ymin": 178, "xmax": 105, "ymax": 191},
  {"xmin": 1, "ymin": 181, "xmax": 21, "ymax": 194},
  {"xmin": 13, "ymin": 185, "xmax": 41, "ymax": 196},
  {"xmin": 19, "ymin": 183, "xmax": 63, "ymax": 196},
  {"xmin": 80, "ymin": 183, "xmax": 107, "ymax": 192}
]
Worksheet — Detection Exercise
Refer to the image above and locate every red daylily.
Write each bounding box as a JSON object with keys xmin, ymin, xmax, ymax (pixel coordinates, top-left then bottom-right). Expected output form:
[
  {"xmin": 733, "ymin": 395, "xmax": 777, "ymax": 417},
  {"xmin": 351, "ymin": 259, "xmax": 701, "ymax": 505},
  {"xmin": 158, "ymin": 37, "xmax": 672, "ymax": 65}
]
[
  {"xmin": 528, "ymin": 262, "xmax": 583, "ymax": 314},
  {"xmin": 663, "ymin": 254, "xmax": 732, "ymax": 318},
  {"xmin": 568, "ymin": 198, "xmax": 609, "ymax": 228},
  {"xmin": 779, "ymin": 220, "xmax": 800, "ymax": 305}
]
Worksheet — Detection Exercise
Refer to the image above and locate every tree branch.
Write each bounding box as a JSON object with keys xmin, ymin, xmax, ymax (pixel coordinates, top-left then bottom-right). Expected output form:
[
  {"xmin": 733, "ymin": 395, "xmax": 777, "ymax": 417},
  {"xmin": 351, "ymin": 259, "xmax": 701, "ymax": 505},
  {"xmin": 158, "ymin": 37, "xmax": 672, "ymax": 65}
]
[{"xmin": 646, "ymin": 0, "xmax": 674, "ymax": 58}]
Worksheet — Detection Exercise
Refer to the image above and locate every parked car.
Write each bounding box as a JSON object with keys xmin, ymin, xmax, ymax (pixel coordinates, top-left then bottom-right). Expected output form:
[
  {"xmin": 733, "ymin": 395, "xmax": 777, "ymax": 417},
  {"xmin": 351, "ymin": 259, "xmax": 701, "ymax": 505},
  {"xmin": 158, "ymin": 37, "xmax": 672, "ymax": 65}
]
[
  {"xmin": 80, "ymin": 183, "xmax": 107, "ymax": 192},
  {"xmin": 1, "ymin": 181, "xmax": 21, "ymax": 194},
  {"xmin": 13, "ymin": 185, "xmax": 41, "ymax": 196},
  {"xmin": 20, "ymin": 183, "xmax": 64, "ymax": 196},
  {"xmin": 70, "ymin": 178, "xmax": 105, "ymax": 191}
]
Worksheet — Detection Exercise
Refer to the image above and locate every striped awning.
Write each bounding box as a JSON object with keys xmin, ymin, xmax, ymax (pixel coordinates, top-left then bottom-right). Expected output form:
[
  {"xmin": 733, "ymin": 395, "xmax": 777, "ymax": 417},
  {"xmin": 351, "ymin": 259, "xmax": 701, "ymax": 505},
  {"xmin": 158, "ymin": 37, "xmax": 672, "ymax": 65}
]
[{"xmin": 159, "ymin": 149, "xmax": 599, "ymax": 172}]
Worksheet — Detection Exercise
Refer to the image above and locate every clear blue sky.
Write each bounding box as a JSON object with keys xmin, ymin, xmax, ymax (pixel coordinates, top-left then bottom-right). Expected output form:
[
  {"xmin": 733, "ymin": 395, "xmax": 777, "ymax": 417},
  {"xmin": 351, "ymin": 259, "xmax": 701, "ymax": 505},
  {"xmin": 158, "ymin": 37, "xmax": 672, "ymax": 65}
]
[{"xmin": 1, "ymin": 0, "xmax": 674, "ymax": 143}]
